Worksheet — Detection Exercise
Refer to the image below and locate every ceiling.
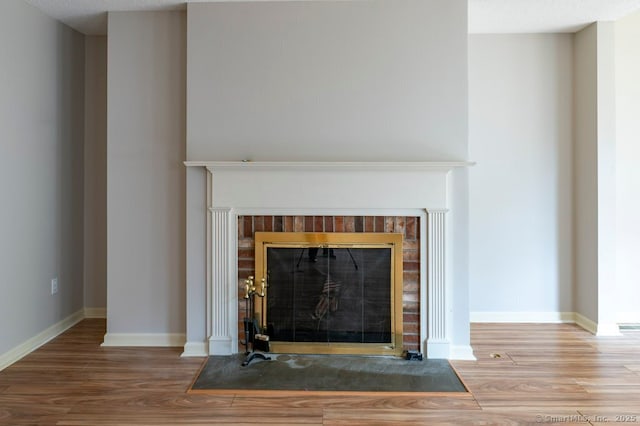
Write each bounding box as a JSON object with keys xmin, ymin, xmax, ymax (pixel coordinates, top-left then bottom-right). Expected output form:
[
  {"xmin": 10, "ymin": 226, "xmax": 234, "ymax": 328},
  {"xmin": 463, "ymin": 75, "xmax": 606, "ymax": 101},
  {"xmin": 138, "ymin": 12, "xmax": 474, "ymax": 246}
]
[{"xmin": 22, "ymin": 0, "xmax": 640, "ymax": 36}]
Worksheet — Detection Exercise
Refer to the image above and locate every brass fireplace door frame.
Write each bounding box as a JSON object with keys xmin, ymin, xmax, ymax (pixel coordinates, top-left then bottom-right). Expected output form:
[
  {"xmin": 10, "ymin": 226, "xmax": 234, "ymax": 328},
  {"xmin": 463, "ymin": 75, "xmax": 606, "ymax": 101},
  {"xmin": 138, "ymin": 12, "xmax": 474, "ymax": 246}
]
[{"xmin": 253, "ymin": 232, "xmax": 404, "ymax": 356}]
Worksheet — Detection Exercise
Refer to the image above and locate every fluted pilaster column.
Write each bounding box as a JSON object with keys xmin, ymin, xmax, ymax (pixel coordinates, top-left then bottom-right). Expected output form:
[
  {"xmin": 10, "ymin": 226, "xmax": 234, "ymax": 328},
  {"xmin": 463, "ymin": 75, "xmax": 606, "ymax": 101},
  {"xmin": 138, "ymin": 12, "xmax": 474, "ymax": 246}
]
[
  {"xmin": 206, "ymin": 166, "xmax": 235, "ymax": 355},
  {"xmin": 426, "ymin": 208, "xmax": 449, "ymax": 358}
]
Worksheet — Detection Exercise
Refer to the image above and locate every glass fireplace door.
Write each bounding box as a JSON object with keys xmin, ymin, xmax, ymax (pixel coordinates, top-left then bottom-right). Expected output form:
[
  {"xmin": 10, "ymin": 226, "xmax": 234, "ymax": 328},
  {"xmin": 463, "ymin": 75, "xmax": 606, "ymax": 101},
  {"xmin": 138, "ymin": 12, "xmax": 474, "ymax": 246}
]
[{"xmin": 254, "ymin": 232, "xmax": 403, "ymax": 356}]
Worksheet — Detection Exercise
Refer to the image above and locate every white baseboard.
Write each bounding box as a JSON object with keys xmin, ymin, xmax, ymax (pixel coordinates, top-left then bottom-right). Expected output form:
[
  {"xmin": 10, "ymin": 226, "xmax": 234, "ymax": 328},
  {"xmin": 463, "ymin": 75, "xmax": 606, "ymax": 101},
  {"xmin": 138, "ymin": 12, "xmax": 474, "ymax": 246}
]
[
  {"xmin": 426, "ymin": 339, "xmax": 450, "ymax": 359},
  {"xmin": 182, "ymin": 341, "xmax": 208, "ymax": 357},
  {"xmin": 208, "ymin": 336, "xmax": 233, "ymax": 355},
  {"xmin": 573, "ymin": 312, "xmax": 597, "ymax": 334},
  {"xmin": 102, "ymin": 333, "xmax": 186, "ymax": 347},
  {"xmin": 450, "ymin": 345, "xmax": 476, "ymax": 360},
  {"xmin": 470, "ymin": 311, "xmax": 575, "ymax": 323},
  {"xmin": 83, "ymin": 307, "xmax": 106, "ymax": 318},
  {"xmin": 0, "ymin": 309, "xmax": 85, "ymax": 371},
  {"xmin": 573, "ymin": 313, "xmax": 620, "ymax": 336},
  {"xmin": 472, "ymin": 311, "xmax": 624, "ymax": 336}
]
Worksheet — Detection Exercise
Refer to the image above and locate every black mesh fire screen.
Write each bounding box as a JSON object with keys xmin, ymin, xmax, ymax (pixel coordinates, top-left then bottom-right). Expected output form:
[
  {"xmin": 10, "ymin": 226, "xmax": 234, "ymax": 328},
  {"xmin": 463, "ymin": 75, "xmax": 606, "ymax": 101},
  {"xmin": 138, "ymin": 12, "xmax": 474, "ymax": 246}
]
[{"xmin": 265, "ymin": 247, "xmax": 392, "ymax": 344}]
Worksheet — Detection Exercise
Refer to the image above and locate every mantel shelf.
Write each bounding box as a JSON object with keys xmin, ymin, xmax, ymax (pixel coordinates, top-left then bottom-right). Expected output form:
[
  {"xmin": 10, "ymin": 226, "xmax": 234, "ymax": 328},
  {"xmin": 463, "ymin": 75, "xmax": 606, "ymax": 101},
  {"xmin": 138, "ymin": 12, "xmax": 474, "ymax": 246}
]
[{"xmin": 183, "ymin": 161, "xmax": 475, "ymax": 172}]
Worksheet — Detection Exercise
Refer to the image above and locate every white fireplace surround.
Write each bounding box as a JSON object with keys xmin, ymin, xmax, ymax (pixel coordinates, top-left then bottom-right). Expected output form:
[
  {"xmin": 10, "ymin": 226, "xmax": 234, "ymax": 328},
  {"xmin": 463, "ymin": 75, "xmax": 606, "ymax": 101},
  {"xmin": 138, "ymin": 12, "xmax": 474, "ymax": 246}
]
[{"xmin": 183, "ymin": 161, "xmax": 474, "ymax": 359}]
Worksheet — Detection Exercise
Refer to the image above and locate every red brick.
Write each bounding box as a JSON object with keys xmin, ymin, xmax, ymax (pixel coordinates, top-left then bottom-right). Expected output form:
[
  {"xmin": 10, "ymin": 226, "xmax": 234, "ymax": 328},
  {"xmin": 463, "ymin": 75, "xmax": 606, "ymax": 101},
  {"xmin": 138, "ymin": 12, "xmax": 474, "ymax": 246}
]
[
  {"xmin": 403, "ymin": 301, "xmax": 419, "ymax": 313},
  {"xmin": 344, "ymin": 216, "xmax": 355, "ymax": 232},
  {"xmin": 243, "ymin": 216, "xmax": 253, "ymax": 237},
  {"xmin": 403, "ymin": 281, "xmax": 419, "ymax": 293},
  {"xmin": 364, "ymin": 216, "xmax": 374, "ymax": 232},
  {"xmin": 402, "ymin": 334, "xmax": 420, "ymax": 344},
  {"xmin": 284, "ymin": 216, "xmax": 294, "ymax": 232},
  {"xmin": 314, "ymin": 216, "xmax": 324, "ymax": 232},
  {"xmin": 237, "ymin": 269, "xmax": 255, "ymax": 278},
  {"xmin": 294, "ymin": 216, "xmax": 304, "ymax": 232},
  {"xmin": 406, "ymin": 216, "xmax": 417, "ymax": 240},
  {"xmin": 374, "ymin": 216, "xmax": 384, "ymax": 232},
  {"xmin": 273, "ymin": 216, "xmax": 283, "ymax": 232},
  {"xmin": 403, "ymin": 322, "xmax": 420, "ymax": 334},
  {"xmin": 403, "ymin": 292, "xmax": 419, "ymax": 303},
  {"xmin": 385, "ymin": 217, "xmax": 394, "ymax": 233},
  {"xmin": 304, "ymin": 216, "xmax": 313, "ymax": 231},
  {"xmin": 403, "ymin": 313, "xmax": 419, "ymax": 323},
  {"xmin": 403, "ymin": 250, "xmax": 419, "ymax": 262},
  {"xmin": 394, "ymin": 217, "xmax": 406, "ymax": 235},
  {"xmin": 254, "ymin": 216, "xmax": 264, "ymax": 232},
  {"xmin": 335, "ymin": 216, "xmax": 344, "ymax": 232},
  {"xmin": 403, "ymin": 240, "xmax": 419, "ymax": 251},
  {"xmin": 238, "ymin": 238, "xmax": 254, "ymax": 248},
  {"xmin": 238, "ymin": 259, "xmax": 254, "ymax": 270},
  {"xmin": 238, "ymin": 248, "xmax": 254, "ymax": 259},
  {"xmin": 324, "ymin": 216, "xmax": 334, "ymax": 232},
  {"xmin": 264, "ymin": 216, "xmax": 273, "ymax": 232},
  {"xmin": 403, "ymin": 261, "xmax": 419, "ymax": 271},
  {"xmin": 403, "ymin": 271, "xmax": 419, "ymax": 285},
  {"xmin": 238, "ymin": 217, "xmax": 244, "ymax": 239},
  {"xmin": 354, "ymin": 216, "xmax": 364, "ymax": 232}
]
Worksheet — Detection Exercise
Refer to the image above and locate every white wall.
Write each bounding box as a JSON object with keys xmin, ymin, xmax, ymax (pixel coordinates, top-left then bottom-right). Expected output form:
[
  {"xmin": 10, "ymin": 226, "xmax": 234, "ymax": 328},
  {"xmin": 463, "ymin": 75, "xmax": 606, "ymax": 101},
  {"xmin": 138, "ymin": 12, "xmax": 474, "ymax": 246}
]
[
  {"xmin": 0, "ymin": 0, "xmax": 85, "ymax": 355},
  {"xmin": 469, "ymin": 34, "xmax": 574, "ymax": 319},
  {"xmin": 84, "ymin": 36, "xmax": 107, "ymax": 311},
  {"xmin": 187, "ymin": 0, "xmax": 468, "ymax": 162},
  {"xmin": 106, "ymin": 11, "xmax": 186, "ymax": 338},
  {"xmin": 615, "ymin": 11, "xmax": 640, "ymax": 323},
  {"xmin": 594, "ymin": 22, "xmax": 618, "ymax": 334}
]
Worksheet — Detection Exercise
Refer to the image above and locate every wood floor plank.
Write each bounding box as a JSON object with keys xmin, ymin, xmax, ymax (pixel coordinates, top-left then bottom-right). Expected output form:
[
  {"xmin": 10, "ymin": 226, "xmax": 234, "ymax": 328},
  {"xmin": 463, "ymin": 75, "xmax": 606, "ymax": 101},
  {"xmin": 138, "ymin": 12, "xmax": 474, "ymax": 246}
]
[
  {"xmin": 322, "ymin": 408, "xmax": 590, "ymax": 425},
  {"xmin": 57, "ymin": 407, "xmax": 324, "ymax": 425},
  {"xmin": 577, "ymin": 408, "xmax": 640, "ymax": 424},
  {"xmin": 1, "ymin": 389, "xmax": 234, "ymax": 409},
  {"xmin": 2, "ymin": 319, "xmax": 640, "ymax": 425},
  {"xmin": 231, "ymin": 394, "xmax": 481, "ymax": 410},
  {"xmin": 58, "ymin": 421, "xmax": 321, "ymax": 426},
  {"xmin": 575, "ymin": 377, "xmax": 640, "ymax": 394},
  {"xmin": 461, "ymin": 378, "xmax": 587, "ymax": 395}
]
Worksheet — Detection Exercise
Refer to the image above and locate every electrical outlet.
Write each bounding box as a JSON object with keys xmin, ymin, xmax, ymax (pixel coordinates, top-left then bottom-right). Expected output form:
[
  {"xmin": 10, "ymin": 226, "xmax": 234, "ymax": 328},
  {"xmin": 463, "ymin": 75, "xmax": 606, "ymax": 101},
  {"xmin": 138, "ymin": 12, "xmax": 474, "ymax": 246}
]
[{"xmin": 51, "ymin": 278, "xmax": 58, "ymax": 295}]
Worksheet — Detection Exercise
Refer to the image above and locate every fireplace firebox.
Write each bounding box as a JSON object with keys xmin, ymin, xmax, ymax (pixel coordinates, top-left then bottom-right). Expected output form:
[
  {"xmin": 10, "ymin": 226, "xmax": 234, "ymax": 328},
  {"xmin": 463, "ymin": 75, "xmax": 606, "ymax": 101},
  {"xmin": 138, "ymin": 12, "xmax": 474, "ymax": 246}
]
[{"xmin": 253, "ymin": 232, "xmax": 403, "ymax": 356}]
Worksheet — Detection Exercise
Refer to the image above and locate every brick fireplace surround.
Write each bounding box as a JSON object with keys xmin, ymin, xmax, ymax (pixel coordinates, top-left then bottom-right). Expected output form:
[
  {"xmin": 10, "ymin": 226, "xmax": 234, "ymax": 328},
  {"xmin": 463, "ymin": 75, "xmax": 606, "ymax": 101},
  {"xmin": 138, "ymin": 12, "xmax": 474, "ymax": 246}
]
[{"xmin": 237, "ymin": 215, "xmax": 421, "ymax": 352}]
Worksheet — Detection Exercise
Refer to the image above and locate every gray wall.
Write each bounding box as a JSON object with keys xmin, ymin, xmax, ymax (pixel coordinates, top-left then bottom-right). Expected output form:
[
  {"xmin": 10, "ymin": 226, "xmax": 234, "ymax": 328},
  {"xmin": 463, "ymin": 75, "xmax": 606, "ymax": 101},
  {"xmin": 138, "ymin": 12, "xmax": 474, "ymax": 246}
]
[
  {"xmin": 84, "ymin": 36, "xmax": 107, "ymax": 310},
  {"xmin": 187, "ymin": 0, "xmax": 468, "ymax": 162},
  {"xmin": 0, "ymin": 0, "xmax": 85, "ymax": 354},
  {"xmin": 469, "ymin": 34, "xmax": 574, "ymax": 316},
  {"xmin": 185, "ymin": 0, "xmax": 470, "ymax": 351},
  {"xmin": 185, "ymin": 167, "xmax": 207, "ymax": 345},
  {"xmin": 573, "ymin": 24, "xmax": 599, "ymax": 322},
  {"xmin": 106, "ymin": 11, "xmax": 186, "ymax": 335}
]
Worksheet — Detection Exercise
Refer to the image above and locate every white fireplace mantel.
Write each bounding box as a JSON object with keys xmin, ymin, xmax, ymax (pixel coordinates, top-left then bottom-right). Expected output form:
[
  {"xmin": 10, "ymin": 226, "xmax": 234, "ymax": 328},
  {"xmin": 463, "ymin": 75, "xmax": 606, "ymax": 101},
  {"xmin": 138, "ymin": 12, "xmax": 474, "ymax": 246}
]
[
  {"xmin": 183, "ymin": 160, "xmax": 475, "ymax": 360},
  {"xmin": 184, "ymin": 160, "xmax": 474, "ymax": 171}
]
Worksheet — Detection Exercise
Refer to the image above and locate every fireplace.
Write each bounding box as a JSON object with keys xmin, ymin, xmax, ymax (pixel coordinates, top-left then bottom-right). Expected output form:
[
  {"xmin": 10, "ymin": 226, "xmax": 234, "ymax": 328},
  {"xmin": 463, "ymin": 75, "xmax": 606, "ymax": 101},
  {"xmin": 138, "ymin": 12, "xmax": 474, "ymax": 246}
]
[
  {"xmin": 182, "ymin": 161, "xmax": 475, "ymax": 360},
  {"xmin": 250, "ymin": 231, "xmax": 405, "ymax": 356}
]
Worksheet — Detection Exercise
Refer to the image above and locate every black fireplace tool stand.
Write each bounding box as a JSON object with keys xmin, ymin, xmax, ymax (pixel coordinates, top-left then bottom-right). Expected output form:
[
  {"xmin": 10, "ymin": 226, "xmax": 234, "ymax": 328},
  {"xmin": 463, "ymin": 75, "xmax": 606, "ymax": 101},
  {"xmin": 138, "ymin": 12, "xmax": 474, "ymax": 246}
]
[{"xmin": 241, "ymin": 276, "xmax": 271, "ymax": 367}]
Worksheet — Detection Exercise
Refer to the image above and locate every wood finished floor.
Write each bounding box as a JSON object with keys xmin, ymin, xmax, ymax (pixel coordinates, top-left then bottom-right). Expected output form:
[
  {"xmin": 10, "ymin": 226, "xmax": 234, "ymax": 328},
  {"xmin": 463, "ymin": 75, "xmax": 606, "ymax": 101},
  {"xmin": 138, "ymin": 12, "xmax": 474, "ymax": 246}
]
[{"xmin": 1, "ymin": 320, "xmax": 639, "ymax": 425}]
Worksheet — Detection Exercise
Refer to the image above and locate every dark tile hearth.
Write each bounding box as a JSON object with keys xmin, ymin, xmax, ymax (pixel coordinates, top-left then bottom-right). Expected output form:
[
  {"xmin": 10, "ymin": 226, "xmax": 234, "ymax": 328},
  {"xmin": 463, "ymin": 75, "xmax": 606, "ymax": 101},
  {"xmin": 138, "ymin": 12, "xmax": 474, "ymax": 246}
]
[{"xmin": 191, "ymin": 354, "xmax": 467, "ymax": 393}]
